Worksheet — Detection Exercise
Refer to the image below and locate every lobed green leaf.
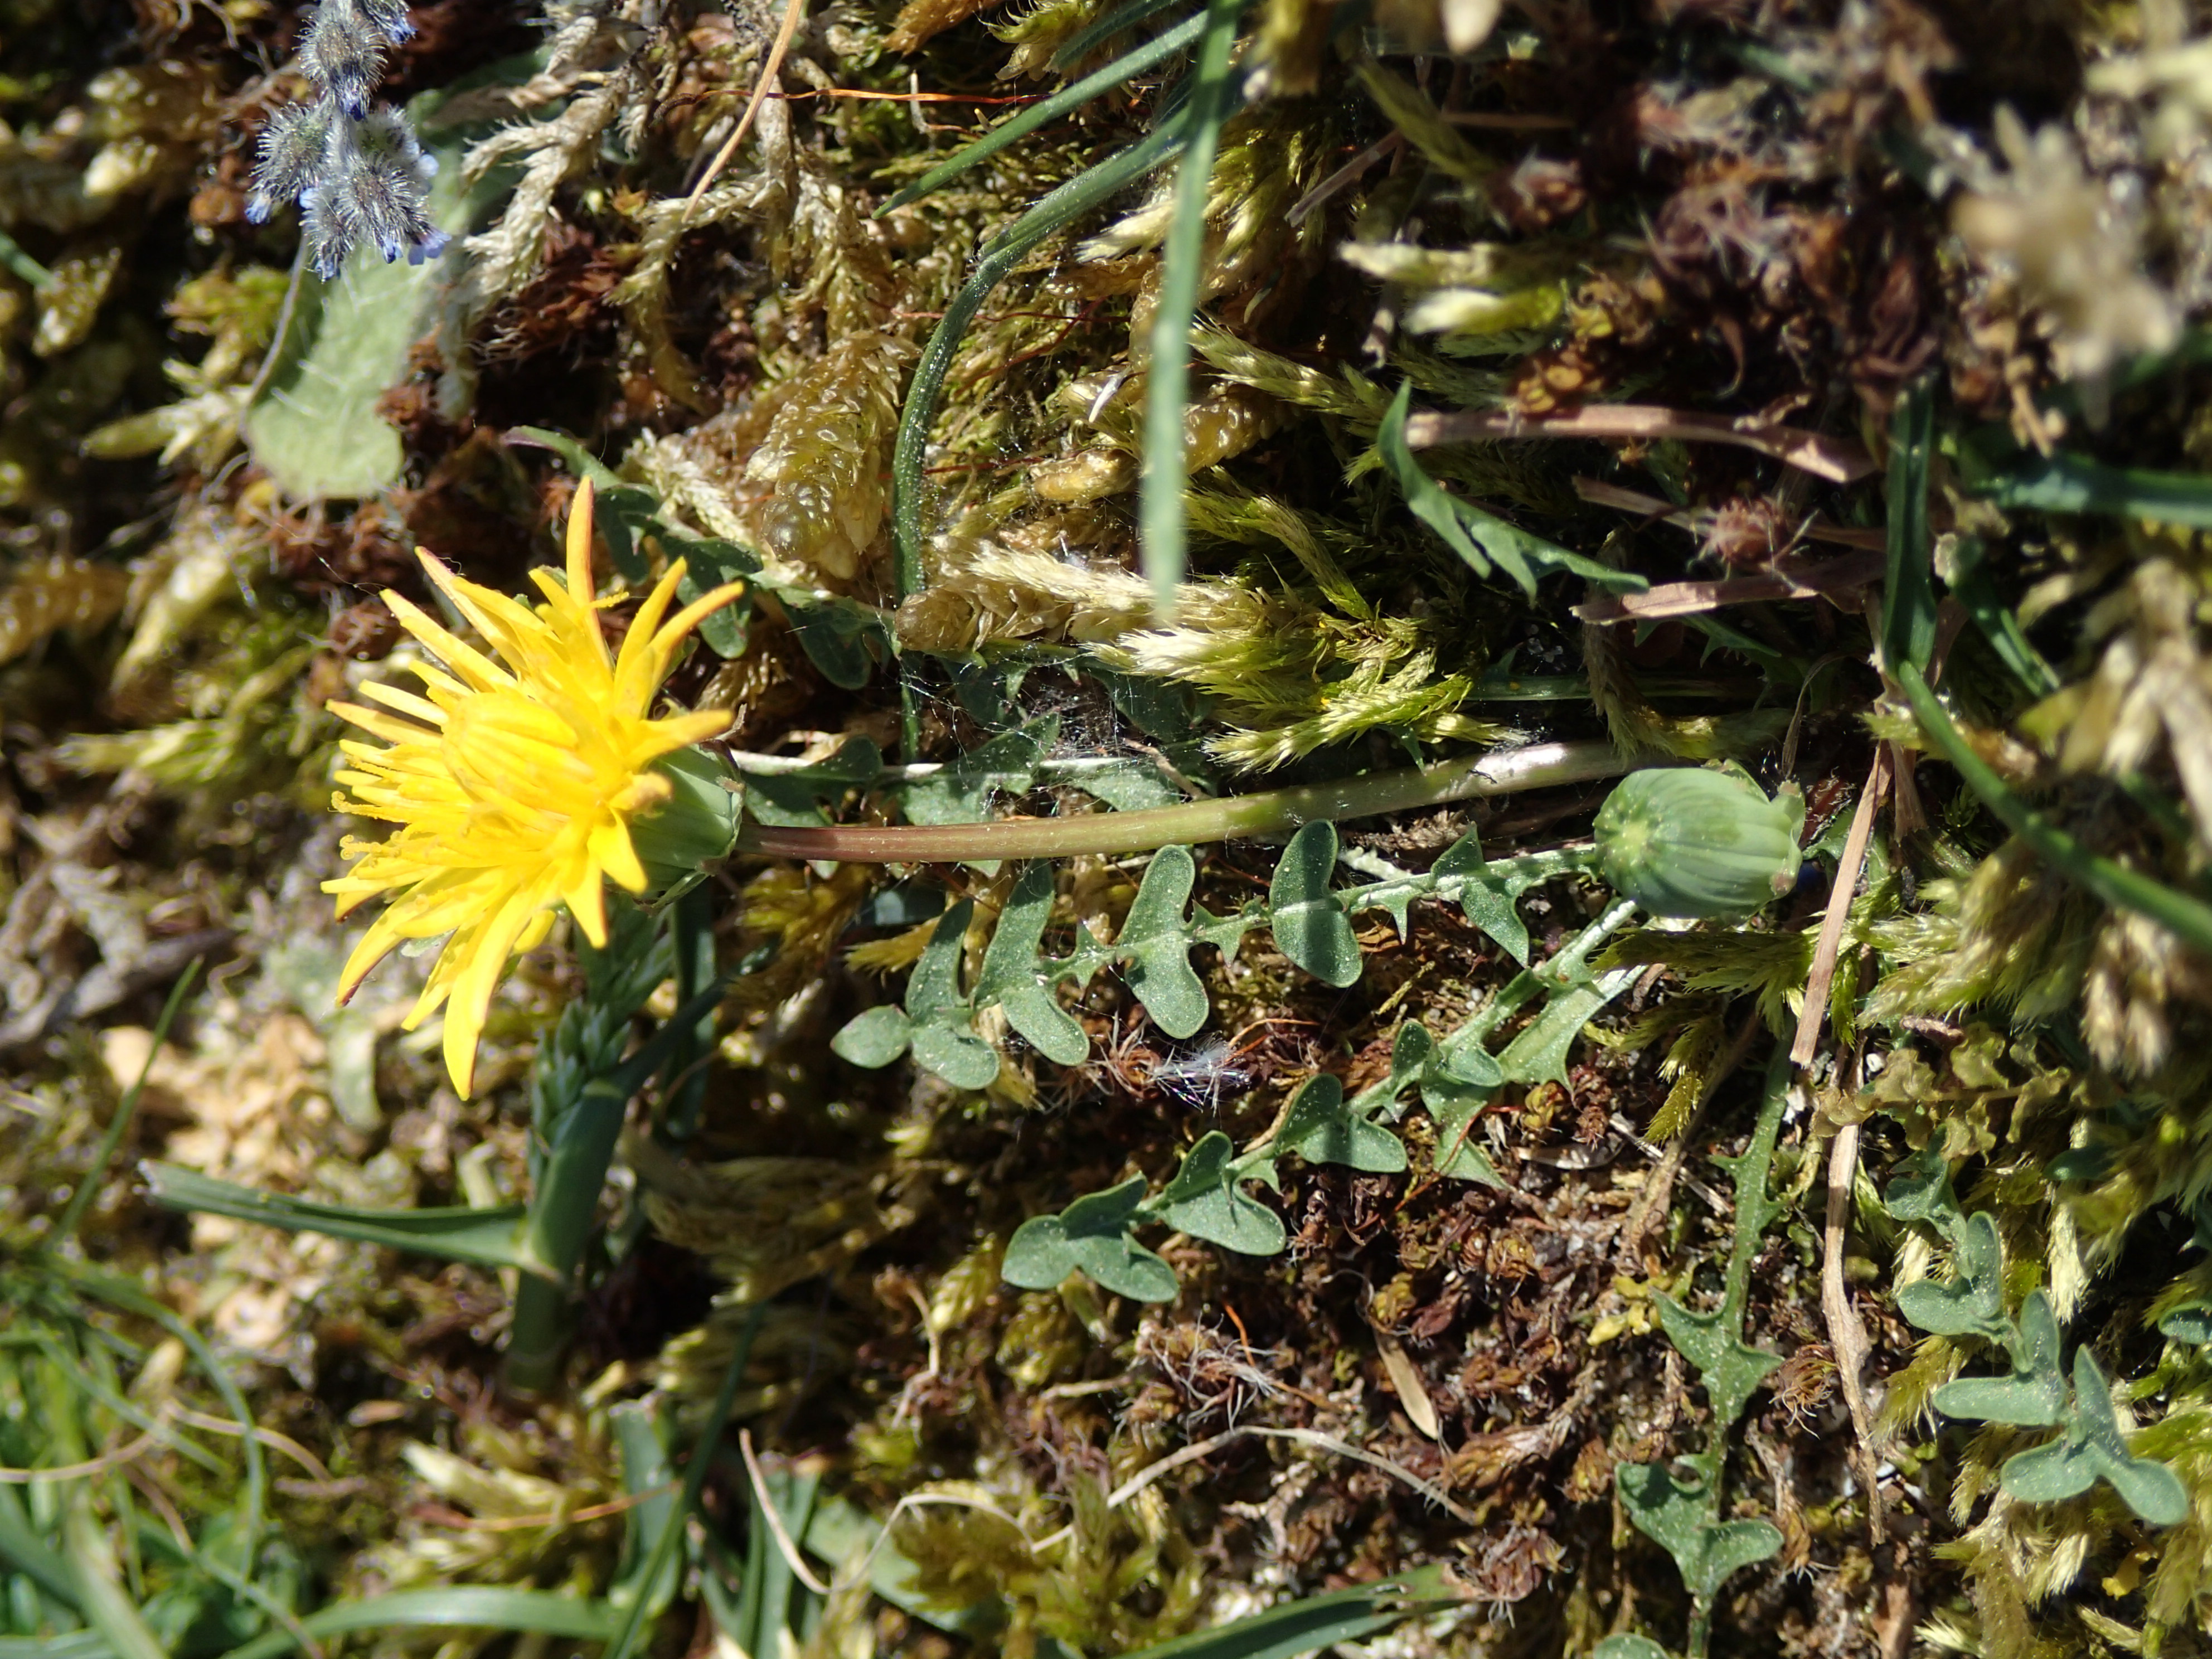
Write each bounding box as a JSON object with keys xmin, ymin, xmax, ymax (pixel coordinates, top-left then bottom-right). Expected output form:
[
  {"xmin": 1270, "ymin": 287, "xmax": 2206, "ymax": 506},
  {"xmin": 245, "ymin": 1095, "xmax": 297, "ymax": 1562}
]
[
  {"xmin": 1003, "ymin": 1177, "xmax": 1180, "ymax": 1303},
  {"xmin": 1119, "ymin": 846, "xmax": 1212, "ymax": 1037},
  {"xmin": 1156, "ymin": 1133, "xmax": 1288, "ymax": 1255},
  {"xmin": 1277, "ymin": 1075, "xmax": 1408, "ymax": 1174},
  {"xmin": 1268, "ymin": 822, "xmax": 1362, "ymax": 988}
]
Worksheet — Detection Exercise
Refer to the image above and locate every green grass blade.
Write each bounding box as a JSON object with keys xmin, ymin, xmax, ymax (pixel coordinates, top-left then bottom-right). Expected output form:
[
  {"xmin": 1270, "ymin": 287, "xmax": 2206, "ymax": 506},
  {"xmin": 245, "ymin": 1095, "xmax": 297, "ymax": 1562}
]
[
  {"xmin": 892, "ymin": 115, "xmax": 1194, "ymax": 599},
  {"xmin": 62, "ymin": 1491, "xmax": 164, "ymax": 1659},
  {"xmin": 879, "ymin": 12, "xmax": 1208, "ymax": 214},
  {"xmin": 1970, "ymin": 448, "xmax": 2212, "ymax": 528},
  {"xmin": 140, "ymin": 1164, "xmax": 535, "ymax": 1273},
  {"xmin": 29, "ymin": 1332, "xmax": 225, "ymax": 1477},
  {"xmin": 59, "ymin": 1264, "xmax": 268, "ymax": 1561},
  {"xmin": 54, "ymin": 959, "xmax": 200, "ymax": 1244},
  {"xmin": 0, "ymin": 226, "xmax": 53, "ymax": 289},
  {"xmin": 1052, "ymin": 0, "xmax": 1195, "ymax": 69},
  {"xmin": 0, "ymin": 1482, "xmax": 81, "ymax": 1613},
  {"xmin": 1898, "ymin": 662, "xmax": 2212, "ymax": 958},
  {"xmin": 1882, "ymin": 378, "xmax": 1938, "ymax": 674},
  {"xmin": 604, "ymin": 1299, "xmax": 773, "ymax": 1659},
  {"xmin": 214, "ymin": 1587, "xmax": 625, "ymax": 1659},
  {"xmin": 1138, "ymin": 0, "xmax": 1245, "ymax": 615},
  {"xmin": 1949, "ymin": 536, "xmax": 2058, "ymax": 696},
  {"xmin": 0, "ymin": 1637, "xmax": 108, "ymax": 1658},
  {"xmin": 521, "ymin": 1079, "xmax": 633, "ymax": 1284},
  {"xmin": 1117, "ymin": 1568, "xmax": 1454, "ymax": 1659},
  {"xmin": 1377, "ymin": 385, "xmax": 1646, "ymax": 595}
]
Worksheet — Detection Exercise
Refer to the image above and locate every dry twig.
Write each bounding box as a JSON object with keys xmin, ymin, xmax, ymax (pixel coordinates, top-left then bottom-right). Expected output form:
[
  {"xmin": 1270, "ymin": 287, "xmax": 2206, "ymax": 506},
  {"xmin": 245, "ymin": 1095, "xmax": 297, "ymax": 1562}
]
[
  {"xmin": 1403, "ymin": 405, "xmax": 1876, "ymax": 484},
  {"xmin": 683, "ymin": 0, "xmax": 808, "ymax": 218},
  {"xmin": 1573, "ymin": 552, "xmax": 1886, "ymax": 623}
]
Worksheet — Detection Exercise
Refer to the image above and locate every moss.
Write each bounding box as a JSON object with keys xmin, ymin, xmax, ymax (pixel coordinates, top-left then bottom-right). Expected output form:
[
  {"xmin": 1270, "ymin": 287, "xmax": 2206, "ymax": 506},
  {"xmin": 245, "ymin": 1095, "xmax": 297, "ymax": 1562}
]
[{"xmin": 18, "ymin": 2, "xmax": 2212, "ymax": 1656}]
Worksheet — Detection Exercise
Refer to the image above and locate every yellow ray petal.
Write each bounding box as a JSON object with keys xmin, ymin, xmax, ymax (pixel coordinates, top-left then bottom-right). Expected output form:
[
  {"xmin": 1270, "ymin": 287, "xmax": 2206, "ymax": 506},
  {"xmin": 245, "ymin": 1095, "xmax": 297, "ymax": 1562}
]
[
  {"xmin": 385, "ymin": 586, "xmax": 512, "ymax": 692},
  {"xmin": 591, "ymin": 815, "xmax": 650, "ymax": 895},
  {"xmin": 357, "ymin": 680, "xmax": 448, "ymax": 726},
  {"xmin": 440, "ymin": 880, "xmax": 556, "ymax": 1098},
  {"xmin": 332, "ymin": 903, "xmax": 416, "ymax": 1003},
  {"xmin": 657, "ymin": 581, "xmax": 749, "ymax": 654},
  {"xmin": 566, "ymin": 478, "xmax": 598, "ymax": 610}
]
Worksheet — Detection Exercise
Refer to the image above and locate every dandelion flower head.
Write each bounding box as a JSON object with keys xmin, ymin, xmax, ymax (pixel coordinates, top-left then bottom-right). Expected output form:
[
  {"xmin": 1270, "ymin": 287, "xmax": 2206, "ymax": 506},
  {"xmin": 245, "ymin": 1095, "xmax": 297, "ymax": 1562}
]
[{"xmin": 324, "ymin": 480, "xmax": 742, "ymax": 1097}]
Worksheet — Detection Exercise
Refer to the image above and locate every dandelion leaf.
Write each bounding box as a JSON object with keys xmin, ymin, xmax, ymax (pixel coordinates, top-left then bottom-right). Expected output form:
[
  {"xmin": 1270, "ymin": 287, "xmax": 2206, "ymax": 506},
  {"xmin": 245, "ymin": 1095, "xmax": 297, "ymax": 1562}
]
[
  {"xmin": 902, "ymin": 718, "xmax": 1059, "ymax": 826},
  {"xmin": 1424, "ymin": 1081, "xmax": 1505, "ymax": 1187},
  {"xmin": 1617, "ymin": 1462, "xmax": 1782, "ymax": 1600},
  {"xmin": 1435, "ymin": 831, "xmax": 1534, "ymax": 964},
  {"xmin": 1155, "ymin": 1132, "xmax": 1287, "ymax": 1255},
  {"xmin": 1268, "ymin": 822, "xmax": 1362, "ymax": 987},
  {"xmin": 1277, "ymin": 1075, "xmax": 1408, "ymax": 1174},
  {"xmin": 1496, "ymin": 971, "xmax": 1634, "ymax": 1088},
  {"xmin": 745, "ymin": 740, "xmax": 886, "ymax": 829},
  {"xmin": 1119, "ymin": 846, "xmax": 1211, "ymax": 1038},
  {"xmin": 1004, "ymin": 1177, "xmax": 1178, "ymax": 1303},
  {"xmin": 1653, "ymin": 1295, "xmax": 1782, "ymax": 1432}
]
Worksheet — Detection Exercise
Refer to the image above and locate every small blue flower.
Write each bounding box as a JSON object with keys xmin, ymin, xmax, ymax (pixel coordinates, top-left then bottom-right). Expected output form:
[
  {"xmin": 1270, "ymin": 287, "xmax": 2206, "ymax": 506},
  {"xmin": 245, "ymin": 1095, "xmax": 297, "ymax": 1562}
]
[
  {"xmin": 303, "ymin": 11, "xmax": 386, "ymax": 122},
  {"xmin": 247, "ymin": 2, "xmax": 440, "ymax": 278}
]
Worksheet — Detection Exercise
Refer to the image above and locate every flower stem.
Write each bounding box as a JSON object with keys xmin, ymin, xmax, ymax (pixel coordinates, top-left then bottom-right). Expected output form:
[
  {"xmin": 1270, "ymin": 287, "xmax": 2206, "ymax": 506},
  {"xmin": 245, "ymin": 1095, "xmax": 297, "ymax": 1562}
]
[{"xmin": 734, "ymin": 740, "xmax": 1627, "ymax": 863}]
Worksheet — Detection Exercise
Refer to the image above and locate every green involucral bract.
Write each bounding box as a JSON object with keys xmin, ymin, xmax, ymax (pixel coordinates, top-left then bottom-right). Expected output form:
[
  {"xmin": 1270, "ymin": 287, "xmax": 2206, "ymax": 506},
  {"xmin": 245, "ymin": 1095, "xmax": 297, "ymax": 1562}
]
[
  {"xmin": 1594, "ymin": 766, "xmax": 1806, "ymax": 920},
  {"xmin": 633, "ymin": 749, "xmax": 744, "ymax": 894}
]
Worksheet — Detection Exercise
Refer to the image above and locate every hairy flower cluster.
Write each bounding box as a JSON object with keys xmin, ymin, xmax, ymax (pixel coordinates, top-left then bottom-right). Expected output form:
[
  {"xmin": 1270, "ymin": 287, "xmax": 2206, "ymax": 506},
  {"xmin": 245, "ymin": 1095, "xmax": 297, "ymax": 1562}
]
[{"xmin": 247, "ymin": 1, "xmax": 445, "ymax": 278}]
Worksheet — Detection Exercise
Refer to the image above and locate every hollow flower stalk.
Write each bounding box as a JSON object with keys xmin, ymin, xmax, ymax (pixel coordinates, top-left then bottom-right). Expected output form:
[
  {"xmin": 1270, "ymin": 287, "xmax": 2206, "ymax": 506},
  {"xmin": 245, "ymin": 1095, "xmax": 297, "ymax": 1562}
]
[{"xmin": 326, "ymin": 481, "xmax": 743, "ymax": 1097}]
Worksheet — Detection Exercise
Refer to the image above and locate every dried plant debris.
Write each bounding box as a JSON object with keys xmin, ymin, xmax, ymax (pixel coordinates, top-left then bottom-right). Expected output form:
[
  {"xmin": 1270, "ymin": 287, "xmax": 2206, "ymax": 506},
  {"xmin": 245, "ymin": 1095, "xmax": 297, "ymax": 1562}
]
[{"xmin": 21, "ymin": 3, "xmax": 2212, "ymax": 1659}]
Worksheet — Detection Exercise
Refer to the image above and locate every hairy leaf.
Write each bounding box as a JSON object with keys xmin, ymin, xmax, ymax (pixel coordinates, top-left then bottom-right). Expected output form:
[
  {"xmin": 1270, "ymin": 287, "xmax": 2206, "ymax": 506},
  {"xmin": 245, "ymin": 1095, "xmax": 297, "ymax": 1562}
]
[
  {"xmin": 2053, "ymin": 1348, "xmax": 2188, "ymax": 1526},
  {"xmin": 1896, "ymin": 1212, "xmax": 2011, "ymax": 1343},
  {"xmin": 830, "ymin": 1004, "xmax": 913, "ymax": 1069},
  {"xmin": 1003, "ymin": 1177, "xmax": 1179, "ymax": 1303},
  {"xmin": 976, "ymin": 861, "xmax": 1090, "ymax": 1065},
  {"xmin": 1277, "ymin": 1075, "xmax": 1407, "ymax": 1173},
  {"xmin": 1997, "ymin": 1434, "xmax": 2099, "ymax": 1505},
  {"xmin": 1119, "ymin": 846, "xmax": 1212, "ymax": 1037},
  {"xmin": 1883, "ymin": 1145, "xmax": 1964, "ymax": 1233},
  {"xmin": 1931, "ymin": 1289, "xmax": 2065, "ymax": 1428},
  {"xmin": 835, "ymin": 901, "xmax": 999, "ymax": 1086},
  {"xmin": 1269, "ymin": 821, "xmax": 1362, "ymax": 987},
  {"xmin": 1156, "ymin": 1132, "xmax": 1287, "ymax": 1255},
  {"xmin": 1617, "ymin": 1462, "xmax": 1782, "ymax": 1599}
]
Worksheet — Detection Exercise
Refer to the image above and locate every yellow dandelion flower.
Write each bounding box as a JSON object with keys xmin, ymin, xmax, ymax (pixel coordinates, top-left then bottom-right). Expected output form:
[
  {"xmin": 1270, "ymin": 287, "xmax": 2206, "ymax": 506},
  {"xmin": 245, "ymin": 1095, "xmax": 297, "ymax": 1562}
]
[{"xmin": 324, "ymin": 479, "xmax": 743, "ymax": 1098}]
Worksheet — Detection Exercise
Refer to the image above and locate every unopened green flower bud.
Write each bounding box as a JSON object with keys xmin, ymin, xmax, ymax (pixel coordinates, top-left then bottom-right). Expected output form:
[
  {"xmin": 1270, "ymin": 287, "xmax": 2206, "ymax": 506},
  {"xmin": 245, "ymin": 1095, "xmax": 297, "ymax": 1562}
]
[{"xmin": 1595, "ymin": 764, "xmax": 1806, "ymax": 920}]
